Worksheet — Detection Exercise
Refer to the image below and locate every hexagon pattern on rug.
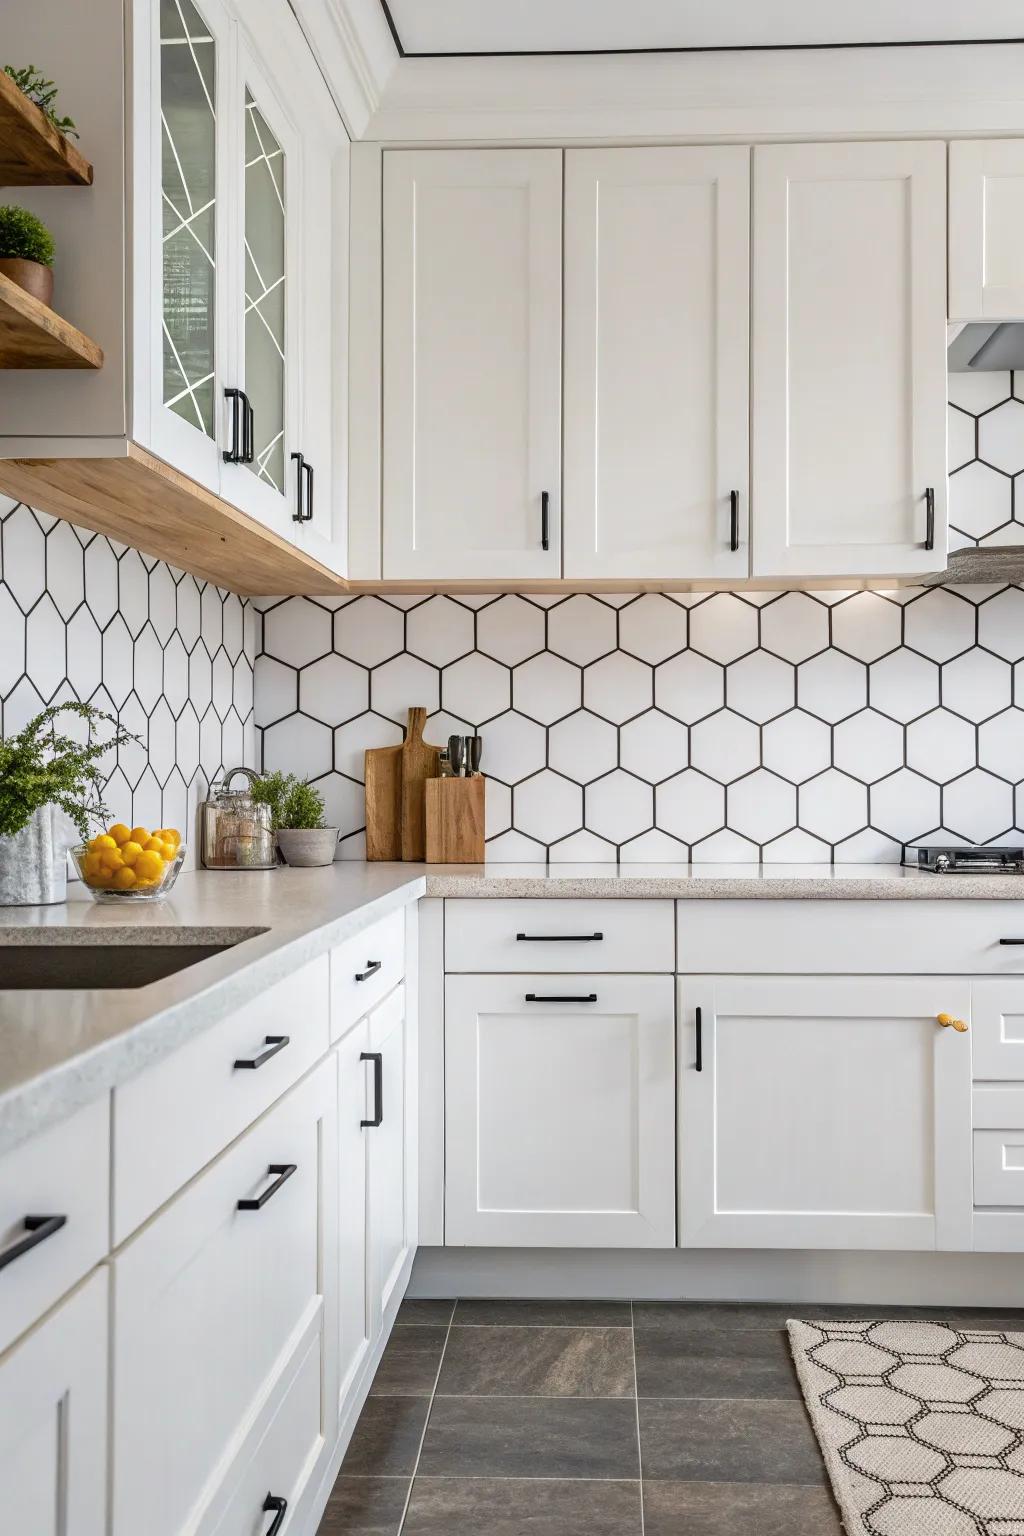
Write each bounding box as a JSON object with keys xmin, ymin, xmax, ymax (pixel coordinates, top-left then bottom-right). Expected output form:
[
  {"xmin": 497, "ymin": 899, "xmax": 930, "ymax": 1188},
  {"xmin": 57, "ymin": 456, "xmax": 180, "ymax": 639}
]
[{"xmin": 789, "ymin": 1317, "xmax": 1024, "ymax": 1536}]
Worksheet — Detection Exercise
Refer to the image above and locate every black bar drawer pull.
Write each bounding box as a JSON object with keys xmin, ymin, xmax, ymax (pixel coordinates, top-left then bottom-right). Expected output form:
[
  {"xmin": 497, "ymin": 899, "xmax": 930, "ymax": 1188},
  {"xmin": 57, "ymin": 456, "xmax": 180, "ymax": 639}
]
[
  {"xmin": 541, "ymin": 490, "xmax": 550, "ymax": 551},
  {"xmin": 262, "ymin": 1494, "xmax": 287, "ymax": 1535},
  {"xmin": 0, "ymin": 1213, "xmax": 66, "ymax": 1273},
  {"xmin": 924, "ymin": 486, "xmax": 935, "ymax": 551},
  {"xmin": 234, "ymin": 1035, "xmax": 290, "ymax": 1070},
  {"xmin": 223, "ymin": 387, "xmax": 243, "ymax": 463},
  {"xmin": 999, "ymin": 938, "xmax": 1024, "ymax": 945},
  {"xmin": 361, "ymin": 1051, "xmax": 383, "ymax": 1127},
  {"xmin": 729, "ymin": 490, "xmax": 740, "ymax": 553},
  {"xmin": 695, "ymin": 1006, "xmax": 703, "ymax": 1073},
  {"xmin": 525, "ymin": 993, "xmax": 598, "ymax": 1004},
  {"xmin": 516, "ymin": 932, "xmax": 603, "ymax": 943},
  {"xmin": 355, "ymin": 960, "xmax": 382, "ymax": 982},
  {"xmin": 237, "ymin": 1164, "xmax": 296, "ymax": 1211},
  {"xmin": 291, "ymin": 450, "xmax": 307, "ymax": 522}
]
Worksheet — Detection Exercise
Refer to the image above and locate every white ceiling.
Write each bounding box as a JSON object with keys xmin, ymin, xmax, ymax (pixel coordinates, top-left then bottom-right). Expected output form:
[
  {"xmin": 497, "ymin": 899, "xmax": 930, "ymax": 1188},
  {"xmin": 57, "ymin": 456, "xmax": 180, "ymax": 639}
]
[{"xmin": 382, "ymin": 0, "xmax": 1024, "ymax": 56}]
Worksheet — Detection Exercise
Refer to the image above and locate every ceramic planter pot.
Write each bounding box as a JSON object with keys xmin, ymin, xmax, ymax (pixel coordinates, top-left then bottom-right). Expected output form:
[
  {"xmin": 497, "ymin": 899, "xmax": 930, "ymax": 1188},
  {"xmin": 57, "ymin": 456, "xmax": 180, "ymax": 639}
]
[
  {"xmin": 0, "ymin": 257, "xmax": 54, "ymax": 306},
  {"xmin": 0, "ymin": 804, "xmax": 73, "ymax": 905},
  {"xmin": 276, "ymin": 827, "xmax": 340, "ymax": 867}
]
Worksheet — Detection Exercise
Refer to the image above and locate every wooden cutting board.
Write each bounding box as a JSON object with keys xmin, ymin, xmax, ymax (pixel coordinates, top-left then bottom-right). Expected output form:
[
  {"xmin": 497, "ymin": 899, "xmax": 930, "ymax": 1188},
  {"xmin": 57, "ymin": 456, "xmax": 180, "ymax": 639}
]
[
  {"xmin": 401, "ymin": 707, "xmax": 442, "ymax": 861},
  {"xmin": 364, "ymin": 738, "xmax": 403, "ymax": 860}
]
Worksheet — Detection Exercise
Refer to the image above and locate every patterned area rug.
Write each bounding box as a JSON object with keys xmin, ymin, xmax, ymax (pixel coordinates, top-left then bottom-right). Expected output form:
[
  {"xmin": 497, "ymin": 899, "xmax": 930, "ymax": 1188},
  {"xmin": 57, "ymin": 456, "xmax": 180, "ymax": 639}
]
[{"xmin": 789, "ymin": 1318, "xmax": 1024, "ymax": 1535}]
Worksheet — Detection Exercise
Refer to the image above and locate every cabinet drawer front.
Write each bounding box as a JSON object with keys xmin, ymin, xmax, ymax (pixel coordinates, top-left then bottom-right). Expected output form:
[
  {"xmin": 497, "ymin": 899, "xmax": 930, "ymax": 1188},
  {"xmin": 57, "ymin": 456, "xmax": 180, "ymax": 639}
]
[
  {"xmin": 113, "ymin": 1062, "xmax": 333, "ymax": 1536},
  {"xmin": 0, "ymin": 1096, "xmax": 108, "ymax": 1356},
  {"xmin": 210, "ymin": 1328, "xmax": 323, "ymax": 1536},
  {"xmin": 331, "ymin": 910, "xmax": 405, "ymax": 1042},
  {"xmin": 0, "ymin": 1269, "xmax": 107, "ymax": 1536},
  {"xmin": 972, "ymin": 981, "xmax": 1024, "ymax": 1080},
  {"xmin": 974, "ymin": 1128, "xmax": 1024, "ymax": 1206},
  {"xmin": 677, "ymin": 901, "xmax": 1024, "ymax": 975},
  {"xmin": 446, "ymin": 899, "xmax": 674, "ymax": 973},
  {"xmin": 974, "ymin": 1085, "xmax": 1024, "ymax": 1131},
  {"xmin": 113, "ymin": 955, "xmax": 329, "ymax": 1242}
]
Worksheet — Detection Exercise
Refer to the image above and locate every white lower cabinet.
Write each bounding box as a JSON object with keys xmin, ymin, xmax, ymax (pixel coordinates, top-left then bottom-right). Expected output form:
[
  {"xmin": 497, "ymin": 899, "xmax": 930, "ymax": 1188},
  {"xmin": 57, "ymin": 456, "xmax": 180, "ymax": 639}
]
[
  {"xmin": 367, "ymin": 986, "xmax": 415, "ymax": 1322},
  {"xmin": 0, "ymin": 1270, "xmax": 107, "ymax": 1536},
  {"xmin": 445, "ymin": 974, "xmax": 676, "ymax": 1247},
  {"xmin": 336, "ymin": 1015, "xmax": 372, "ymax": 1410},
  {"xmin": 111, "ymin": 1060, "xmax": 338, "ymax": 1536},
  {"xmin": 678, "ymin": 976, "xmax": 973, "ymax": 1251}
]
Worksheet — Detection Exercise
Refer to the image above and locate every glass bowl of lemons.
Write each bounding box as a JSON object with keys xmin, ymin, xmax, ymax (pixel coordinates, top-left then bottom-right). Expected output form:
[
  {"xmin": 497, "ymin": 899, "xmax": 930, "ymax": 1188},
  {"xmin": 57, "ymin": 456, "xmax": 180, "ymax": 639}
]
[{"xmin": 71, "ymin": 824, "xmax": 185, "ymax": 901}]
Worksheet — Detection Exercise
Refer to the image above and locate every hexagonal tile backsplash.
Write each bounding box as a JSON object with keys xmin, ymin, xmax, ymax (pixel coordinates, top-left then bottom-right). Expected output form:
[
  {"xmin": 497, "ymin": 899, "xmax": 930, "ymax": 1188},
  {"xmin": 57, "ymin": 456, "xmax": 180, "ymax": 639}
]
[{"xmin": 1, "ymin": 498, "xmax": 256, "ymax": 867}]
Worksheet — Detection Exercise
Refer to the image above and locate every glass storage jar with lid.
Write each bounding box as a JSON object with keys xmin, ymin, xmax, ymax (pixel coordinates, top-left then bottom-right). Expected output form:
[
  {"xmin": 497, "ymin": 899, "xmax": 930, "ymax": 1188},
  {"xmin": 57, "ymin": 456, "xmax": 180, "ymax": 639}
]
[{"xmin": 201, "ymin": 767, "xmax": 277, "ymax": 869}]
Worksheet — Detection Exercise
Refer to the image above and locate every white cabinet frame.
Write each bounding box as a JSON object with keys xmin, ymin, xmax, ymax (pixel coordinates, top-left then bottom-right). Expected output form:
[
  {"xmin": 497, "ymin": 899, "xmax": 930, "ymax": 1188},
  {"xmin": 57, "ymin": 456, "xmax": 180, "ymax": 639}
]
[{"xmin": 950, "ymin": 139, "xmax": 1024, "ymax": 319}]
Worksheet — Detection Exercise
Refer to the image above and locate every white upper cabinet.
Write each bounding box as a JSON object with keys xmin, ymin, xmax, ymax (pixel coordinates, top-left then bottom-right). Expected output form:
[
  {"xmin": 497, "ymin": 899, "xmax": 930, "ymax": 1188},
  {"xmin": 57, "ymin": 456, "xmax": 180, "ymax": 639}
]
[
  {"xmin": 382, "ymin": 149, "xmax": 563, "ymax": 581},
  {"xmin": 564, "ymin": 147, "xmax": 750, "ymax": 580},
  {"xmin": 751, "ymin": 140, "xmax": 948, "ymax": 579},
  {"xmin": 949, "ymin": 140, "xmax": 1024, "ymax": 319}
]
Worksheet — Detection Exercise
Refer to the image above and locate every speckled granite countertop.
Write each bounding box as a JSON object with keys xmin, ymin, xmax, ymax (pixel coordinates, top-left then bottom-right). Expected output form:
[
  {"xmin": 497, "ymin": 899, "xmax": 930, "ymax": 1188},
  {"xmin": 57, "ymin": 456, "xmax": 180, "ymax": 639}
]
[{"xmin": 4, "ymin": 860, "xmax": 1024, "ymax": 1157}]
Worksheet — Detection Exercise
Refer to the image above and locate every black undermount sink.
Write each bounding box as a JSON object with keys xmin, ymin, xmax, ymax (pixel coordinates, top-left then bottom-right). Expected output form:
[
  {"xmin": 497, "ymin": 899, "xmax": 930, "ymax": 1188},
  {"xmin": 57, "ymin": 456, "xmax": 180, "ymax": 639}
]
[{"xmin": 0, "ymin": 931, "xmax": 267, "ymax": 990}]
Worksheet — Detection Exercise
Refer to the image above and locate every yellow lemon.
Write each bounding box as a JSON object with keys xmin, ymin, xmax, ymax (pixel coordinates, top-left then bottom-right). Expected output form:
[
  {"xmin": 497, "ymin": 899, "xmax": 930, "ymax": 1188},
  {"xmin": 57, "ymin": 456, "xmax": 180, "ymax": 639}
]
[
  {"xmin": 160, "ymin": 841, "xmax": 180, "ymax": 863},
  {"xmin": 91, "ymin": 868, "xmax": 113, "ymax": 887},
  {"xmin": 134, "ymin": 850, "xmax": 164, "ymax": 883},
  {"xmin": 143, "ymin": 836, "xmax": 164, "ymax": 853},
  {"xmin": 120, "ymin": 840, "xmax": 144, "ymax": 868},
  {"xmin": 130, "ymin": 826, "xmax": 150, "ymax": 846},
  {"xmin": 95, "ymin": 834, "xmax": 117, "ymax": 850},
  {"xmin": 112, "ymin": 865, "xmax": 137, "ymax": 890},
  {"xmin": 108, "ymin": 823, "xmax": 132, "ymax": 846},
  {"xmin": 160, "ymin": 828, "xmax": 181, "ymax": 848},
  {"xmin": 99, "ymin": 847, "xmax": 124, "ymax": 872},
  {"xmin": 83, "ymin": 850, "xmax": 103, "ymax": 878}
]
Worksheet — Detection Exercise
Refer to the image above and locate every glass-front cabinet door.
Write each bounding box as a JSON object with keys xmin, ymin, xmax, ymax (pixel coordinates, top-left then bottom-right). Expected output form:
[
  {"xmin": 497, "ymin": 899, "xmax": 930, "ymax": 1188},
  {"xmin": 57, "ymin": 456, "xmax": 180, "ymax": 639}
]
[
  {"xmin": 220, "ymin": 39, "xmax": 301, "ymax": 537},
  {"xmin": 150, "ymin": 0, "xmax": 232, "ymax": 493}
]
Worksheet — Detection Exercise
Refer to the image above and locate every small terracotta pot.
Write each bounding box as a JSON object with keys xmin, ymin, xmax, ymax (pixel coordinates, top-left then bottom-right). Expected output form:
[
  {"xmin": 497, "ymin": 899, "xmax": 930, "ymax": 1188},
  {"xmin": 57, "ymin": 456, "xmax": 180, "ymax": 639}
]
[{"xmin": 0, "ymin": 257, "xmax": 53, "ymax": 306}]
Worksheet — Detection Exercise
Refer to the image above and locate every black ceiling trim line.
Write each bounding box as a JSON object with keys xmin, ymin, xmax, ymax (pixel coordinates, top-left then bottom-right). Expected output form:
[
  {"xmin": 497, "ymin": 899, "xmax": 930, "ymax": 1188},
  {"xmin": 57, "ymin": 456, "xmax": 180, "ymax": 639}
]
[{"xmin": 376, "ymin": 8, "xmax": 1024, "ymax": 62}]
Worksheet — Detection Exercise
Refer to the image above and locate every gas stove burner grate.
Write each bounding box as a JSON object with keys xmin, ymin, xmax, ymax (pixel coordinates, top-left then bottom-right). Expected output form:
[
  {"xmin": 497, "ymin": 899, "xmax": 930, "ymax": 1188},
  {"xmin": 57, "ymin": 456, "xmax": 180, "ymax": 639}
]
[{"xmin": 907, "ymin": 845, "xmax": 1024, "ymax": 873}]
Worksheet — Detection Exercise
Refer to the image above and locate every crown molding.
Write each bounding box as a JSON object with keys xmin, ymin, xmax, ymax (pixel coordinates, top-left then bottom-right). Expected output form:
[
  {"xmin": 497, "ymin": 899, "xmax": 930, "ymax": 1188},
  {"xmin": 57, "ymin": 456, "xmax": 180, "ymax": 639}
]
[
  {"xmin": 364, "ymin": 41, "xmax": 1024, "ymax": 142},
  {"xmin": 291, "ymin": 0, "xmax": 398, "ymax": 139}
]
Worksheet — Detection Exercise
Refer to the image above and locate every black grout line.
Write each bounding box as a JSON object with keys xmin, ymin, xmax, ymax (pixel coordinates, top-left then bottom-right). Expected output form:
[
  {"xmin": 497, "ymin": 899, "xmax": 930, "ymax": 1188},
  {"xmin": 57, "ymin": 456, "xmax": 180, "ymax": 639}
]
[{"xmin": 396, "ymin": 1304, "xmax": 456, "ymax": 1533}]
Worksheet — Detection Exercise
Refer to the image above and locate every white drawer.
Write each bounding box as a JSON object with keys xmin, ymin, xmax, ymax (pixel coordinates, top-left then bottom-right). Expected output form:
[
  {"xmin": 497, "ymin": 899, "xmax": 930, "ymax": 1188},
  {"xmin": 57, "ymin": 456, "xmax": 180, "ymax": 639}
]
[
  {"xmin": 445, "ymin": 899, "xmax": 675, "ymax": 972},
  {"xmin": 974, "ymin": 1127, "xmax": 1024, "ymax": 1206},
  {"xmin": 113, "ymin": 955, "xmax": 329, "ymax": 1242},
  {"xmin": 677, "ymin": 901, "xmax": 1024, "ymax": 975},
  {"xmin": 112, "ymin": 1060, "xmax": 334, "ymax": 1536},
  {"xmin": 974, "ymin": 1084, "xmax": 1024, "ymax": 1131},
  {"xmin": 972, "ymin": 980, "xmax": 1024, "ymax": 1080},
  {"xmin": 0, "ymin": 1096, "xmax": 108, "ymax": 1356},
  {"xmin": 210, "ymin": 1328, "xmax": 323, "ymax": 1536},
  {"xmin": 331, "ymin": 909, "xmax": 405, "ymax": 1042}
]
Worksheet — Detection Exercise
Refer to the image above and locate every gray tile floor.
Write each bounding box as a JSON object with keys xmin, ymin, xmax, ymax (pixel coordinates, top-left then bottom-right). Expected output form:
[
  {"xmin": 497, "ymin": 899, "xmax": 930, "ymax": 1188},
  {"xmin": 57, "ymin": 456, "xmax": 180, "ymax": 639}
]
[{"xmin": 317, "ymin": 1298, "xmax": 1024, "ymax": 1535}]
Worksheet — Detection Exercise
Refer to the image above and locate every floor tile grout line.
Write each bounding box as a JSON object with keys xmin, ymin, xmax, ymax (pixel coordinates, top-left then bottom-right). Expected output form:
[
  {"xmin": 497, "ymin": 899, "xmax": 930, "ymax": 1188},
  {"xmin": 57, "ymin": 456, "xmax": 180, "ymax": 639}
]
[
  {"xmin": 631, "ymin": 1300, "xmax": 646, "ymax": 1536},
  {"xmin": 396, "ymin": 1302, "xmax": 456, "ymax": 1534}
]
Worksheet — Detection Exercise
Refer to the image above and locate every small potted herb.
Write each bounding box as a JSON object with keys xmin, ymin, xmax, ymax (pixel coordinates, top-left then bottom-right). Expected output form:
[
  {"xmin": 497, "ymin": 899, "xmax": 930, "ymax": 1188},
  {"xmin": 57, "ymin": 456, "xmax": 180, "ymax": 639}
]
[
  {"xmin": 251, "ymin": 770, "xmax": 339, "ymax": 867},
  {"xmin": 0, "ymin": 703, "xmax": 139, "ymax": 904},
  {"xmin": 3, "ymin": 65, "xmax": 79, "ymax": 139},
  {"xmin": 0, "ymin": 205, "xmax": 56, "ymax": 305}
]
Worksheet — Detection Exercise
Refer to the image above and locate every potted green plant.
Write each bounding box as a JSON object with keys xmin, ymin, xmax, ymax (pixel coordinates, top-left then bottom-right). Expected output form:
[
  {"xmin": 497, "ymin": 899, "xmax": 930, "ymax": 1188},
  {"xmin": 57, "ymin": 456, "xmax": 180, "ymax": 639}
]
[
  {"xmin": 251, "ymin": 770, "xmax": 339, "ymax": 867},
  {"xmin": 0, "ymin": 703, "xmax": 138, "ymax": 904},
  {"xmin": 3, "ymin": 65, "xmax": 79, "ymax": 139},
  {"xmin": 0, "ymin": 204, "xmax": 56, "ymax": 305}
]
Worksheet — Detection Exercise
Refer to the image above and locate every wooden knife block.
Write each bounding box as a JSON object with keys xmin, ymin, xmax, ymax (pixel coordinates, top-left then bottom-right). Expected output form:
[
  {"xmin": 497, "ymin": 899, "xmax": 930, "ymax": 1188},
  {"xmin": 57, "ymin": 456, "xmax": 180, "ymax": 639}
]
[{"xmin": 424, "ymin": 777, "xmax": 485, "ymax": 864}]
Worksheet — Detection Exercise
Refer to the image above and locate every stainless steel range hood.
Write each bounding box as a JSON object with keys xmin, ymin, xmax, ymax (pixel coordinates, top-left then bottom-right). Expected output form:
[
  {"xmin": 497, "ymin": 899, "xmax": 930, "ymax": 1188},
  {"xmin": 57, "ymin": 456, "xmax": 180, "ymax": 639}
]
[{"xmin": 948, "ymin": 321, "xmax": 1024, "ymax": 371}]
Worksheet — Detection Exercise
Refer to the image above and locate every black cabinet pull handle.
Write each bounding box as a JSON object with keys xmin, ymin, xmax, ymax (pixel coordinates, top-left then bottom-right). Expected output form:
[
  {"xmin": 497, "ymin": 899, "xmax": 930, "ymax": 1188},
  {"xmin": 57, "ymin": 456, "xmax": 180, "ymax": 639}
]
[
  {"xmin": 0, "ymin": 1213, "xmax": 66, "ymax": 1273},
  {"xmin": 924, "ymin": 486, "xmax": 935, "ymax": 551},
  {"xmin": 291, "ymin": 451, "xmax": 306, "ymax": 521},
  {"xmin": 355, "ymin": 960, "xmax": 382, "ymax": 982},
  {"xmin": 223, "ymin": 387, "xmax": 242, "ymax": 463},
  {"xmin": 541, "ymin": 490, "xmax": 550, "ymax": 552},
  {"xmin": 262, "ymin": 1494, "xmax": 287, "ymax": 1535},
  {"xmin": 516, "ymin": 932, "xmax": 603, "ymax": 943},
  {"xmin": 360, "ymin": 1051, "xmax": 383, "ymax": 1127},
  {"xmin": 237, "ymin": 1163, "xmax": 296, "ymax": 1211},
  {"xmin": 303, "ymin": 458, "xmax": 314, "ymax": 523},
  {"xmin": 729, "ymin": 490, "xmax": 740, "ymax": 553},
  {"xmin": 525, "ymin": 993, "xmax": 598, "ymax": 1003},
  {"xmin": 999, "ymin": 938, "xmax": 1024, "ymax": 945},
  {"xmin": 234, "ymin": 1035, "xmax": 290, "ymax": 1070},
  {"xmin": 695, "ymin": 1006, "xmax": 703, "ymax": 1072},
  {"xmin": 223, "ymin": 387, "xmax": 255, "ymax": 465},
  {"xmin": 241, "ymin": 388, "xmax": 254, "ymax": 465}
]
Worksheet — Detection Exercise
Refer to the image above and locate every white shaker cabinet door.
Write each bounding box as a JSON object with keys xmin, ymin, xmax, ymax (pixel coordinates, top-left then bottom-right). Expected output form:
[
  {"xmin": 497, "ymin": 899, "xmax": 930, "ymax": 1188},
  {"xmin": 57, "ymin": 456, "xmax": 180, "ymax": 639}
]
[
  {"xmin": 367, "ymin": 986, "xmax": 415, "ymax": 1327},
  {"xmin": 950, "ymin": 140, "xmax": 1024, "ymax": 320},
  {"xmin": 752, "ymin": 141, "xmax": 947, "ymax": 578},
  {"xmin": 382, "ymin": 149, "xmax": 563, "ymax": 580},
  {"xmin": 336, "ymin": 1016, "xmax": 372, "ymax": 1409},
  {"xmin": 678, "ymin": 976, "xmax": 973, "ymax": 1252},
  {"xmin": 0, "ymin": 1271, "xmax": 107, "ymax": 1536},
  {"xmin": 445, "ymin": 974, "xmax": 676, "ymax": 1248},
  {"xmin": 564, "ymin": 146, "xmax": 750, "ymax": 580}
]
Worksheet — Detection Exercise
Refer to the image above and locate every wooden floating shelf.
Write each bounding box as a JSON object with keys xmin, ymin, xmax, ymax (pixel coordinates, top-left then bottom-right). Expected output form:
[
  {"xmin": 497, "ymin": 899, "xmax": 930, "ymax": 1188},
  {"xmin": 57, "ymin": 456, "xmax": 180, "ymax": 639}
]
[
  {"xmin": 0, "ymin": 68, "xmax": 93, "ymax": 185},
  {"xmin": 0, "ymin": 444, "xmax": 347, "ymax": 597},
  {"xmin": 0, "ymin": 272, "xmax": 103, "ymax": 368}
]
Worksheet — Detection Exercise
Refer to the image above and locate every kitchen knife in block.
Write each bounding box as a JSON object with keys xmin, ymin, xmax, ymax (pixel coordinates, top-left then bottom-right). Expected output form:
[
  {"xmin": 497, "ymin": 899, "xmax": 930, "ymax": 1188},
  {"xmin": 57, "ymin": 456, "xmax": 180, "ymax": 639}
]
[
  {"xmin": 401, "ymin": 707, "xmax": 442, "ymax": 861},
  {"xmin": 424, "ymin": 776, "xmax": 485, "ymax": 864},
  {"xmin": 364, "ymin": 737, "xmax": 403, "ymax": 860}
]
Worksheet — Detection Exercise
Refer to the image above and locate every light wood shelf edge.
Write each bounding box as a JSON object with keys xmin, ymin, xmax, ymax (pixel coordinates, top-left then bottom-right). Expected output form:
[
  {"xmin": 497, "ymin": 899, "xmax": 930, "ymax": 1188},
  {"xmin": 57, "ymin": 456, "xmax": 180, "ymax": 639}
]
[
  {"xmin": 0, "ymin": 69, "xmax": 94, "ymax": 186},
  {"xmin": 0, "ymin": 272, "xmax": 104, "ymax": 369},
  {"xmin": 0, "ymin": 445, "xmax": 348, "ymax": 597}
]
